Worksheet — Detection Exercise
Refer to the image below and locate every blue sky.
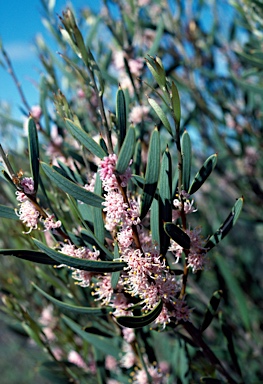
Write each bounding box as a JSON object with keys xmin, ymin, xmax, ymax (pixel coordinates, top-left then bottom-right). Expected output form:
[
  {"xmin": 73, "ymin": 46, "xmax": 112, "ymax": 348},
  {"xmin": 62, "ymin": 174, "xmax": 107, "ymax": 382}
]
[{"xmin": 0, "ymin": 0, "xmax": 101, "ymax": 118}]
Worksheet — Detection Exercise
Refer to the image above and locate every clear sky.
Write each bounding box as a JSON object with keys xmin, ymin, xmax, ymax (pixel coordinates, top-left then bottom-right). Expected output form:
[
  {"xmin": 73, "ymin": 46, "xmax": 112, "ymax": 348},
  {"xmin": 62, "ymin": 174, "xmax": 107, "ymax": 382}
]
[{"xmin": 0, "ymin": 0, "xmax": 101, "ymax": 118}]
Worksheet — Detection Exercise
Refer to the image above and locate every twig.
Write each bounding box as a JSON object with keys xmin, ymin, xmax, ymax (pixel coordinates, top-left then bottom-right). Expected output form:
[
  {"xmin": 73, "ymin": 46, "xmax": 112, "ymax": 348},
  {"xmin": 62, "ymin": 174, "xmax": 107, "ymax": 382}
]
[{"xmin": 1, "ymin": 45, "xmax": 31, "ymax": 112}]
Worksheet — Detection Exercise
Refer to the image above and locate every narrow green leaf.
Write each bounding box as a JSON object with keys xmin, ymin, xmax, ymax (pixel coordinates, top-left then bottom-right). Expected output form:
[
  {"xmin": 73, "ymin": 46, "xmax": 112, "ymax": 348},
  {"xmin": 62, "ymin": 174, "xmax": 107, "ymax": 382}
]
[
  {"xmin": 150, "ymin": 198, "xmax": 159, "ymax": 246},
  {"xmin": 41, "ymin": 162, "xmax": 104, "ymax": 208},
  {"xmin": 0, "ymin": 249, "xmax": 59, "ymax": 265},
  {"xmin": 181, "ymin": 130, "xmax": 191, "ymax": 192},
  {"xmin": 216, "ymin": 254, "xmax": 250, "ymax": 331},
  {"xmin": 115, "ymin": 300, "xmax": 163, "ymax": 328},
  {"xmin": 28, "ymin": 116, "xmax": 39, "ymax": 193},
  {"xmin": 116, "ymin": 87, "xmax": 127, "ymax": 148},
  {"xmin": 200, "ymin": 290, "xmax": 223, "ymax": 333},
  {"xmin": 111, "ymin": 243, "xmax": 121, "ymax": 289},
  {"xmin": 146, "ymin": 56, "xmax": 166, "ymax": 88},
  {"xmin": 189, "ymin": 154, "xmax": 217, "ymax": 195},
  {"xmin": 57, "ymin": 160, "xmax": 84, "ymax": 184},
  {"xmin": 93, "ymin": 173, "xmax": 104, "ymax": 243},
  {"xmin": 0, "ymin": 113, "xmax": 23, "ymax": 128},
  {"xmin": 32, "ymin": 283, "xmax": 112, "ymax": 316},
  {"xmin": 131, "ymin": 174, "xmax": 145, "ymax": 190},
  {"xmin": 140, "ymin": 128, "xmax": 160, "ymax": 219},
  {"xmin": 147, "ymin": 19, "xmax": 164, "ymax": 56},
  {"xmin": 159, "ymin": 148, "xmax": 172, "ymax": 256},
  {"xmin": 116, "ymin": 126, "xmax": 135, "ymax": 174},
  {"xmin": 219, "ymin": 312, "xmax": 243, "ymax": 378},
  {"xmin": 205, "ymin": 197, "xmax": 244, "ymax": 251},
  {"xmin": 33, "ymin": 238, "xmax": 126, "ymax": 273},
  {"xmin": 133, "ymin": 139, "xmax": 142, "ymax": 175},
  {"xmin": 164, "ymin": 223, "xmax": 190, "ymax": 249},
  {"xmin": 81, "ymin": 228, "xmax": 114, "ymax": 261},
  {"xmin": 40, "ymin": 76, "xmax": 50, "ymax": 136},
  {"xmin": 62, "ymin": 315, "xmax": 120, "ymax": 358},
  {"xmin": 148, "ymin": 98, "xmax": 172, "ymax": 135},
  {"xmin": 65, "ymin": 119, "xmax": 107, "ymax": 159},
  {"xmin": 88, "ymin": 48, "xmax": 105, "ymax": 96},
  {"xmin": 171, "ymin": 81, "xmax": 181, "ymax": 127},
  {"xmin": 0, "ymin": 205, "xmax": 18, "ymax": 220}
]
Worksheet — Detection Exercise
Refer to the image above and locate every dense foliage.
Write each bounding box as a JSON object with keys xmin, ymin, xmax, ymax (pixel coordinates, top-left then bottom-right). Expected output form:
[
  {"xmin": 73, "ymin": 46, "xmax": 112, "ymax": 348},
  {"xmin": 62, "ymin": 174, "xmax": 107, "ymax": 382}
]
[{"xmin": 0, "ymin": 1, "xmax": 262, "ymax": 383}]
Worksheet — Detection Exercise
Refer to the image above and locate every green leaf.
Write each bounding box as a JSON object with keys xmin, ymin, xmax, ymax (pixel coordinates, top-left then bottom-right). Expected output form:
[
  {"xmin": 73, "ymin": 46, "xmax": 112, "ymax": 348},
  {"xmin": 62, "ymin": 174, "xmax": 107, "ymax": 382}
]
[
  {"xmin": 28, "ymin": 116, "xmax": 40, "ymax": 193},
  {"xmin": 32, "ymin": 283, "xmax": 112, "ymax": 316},
  {"xmin": 0, "ymin": 113, "xmax": 23, "ymax": 128},
  {"xmin": 62, "ymin": 315, "xmax": 120, "ymax": 358},
  {"xmin": 116, "ymin": 86, "xmax": 127, "ymax": 148},
  {"xmin": 147, "ymin": 19, "xmax": 164, "ymax": 56},
  {"xmin": 171, "ymin": 81, "xmax": 181, "ymax": 128},
  {"xmin": 140, "ymin": 128, "xmax": 160, "ymax": 219},
  {"xmin": 88, "ymin": 48, "xmax": 105, "ymax": 96},
  {"xmin": 159, "ymin": 147, "xmax": 172, "ymax": 256},
  {"xmin": 188, "ymin": 154, "xmax": 217, "ymax": 195},
  {"xmin": 93, "ymin": 173, "xmax": 104, "ymax": 243},
  {"xmin": 111, "ymin": 243, "xmax": 121, "ymax": 289},
  {"xmin": 40, "ymin": 76, "xmax": 51, "ymax": 136},
  {"xmin": 216, "ymin": 254, "xmax": 250, "ymax": 331},
  {"xmin": 164, "ymin": 223, "xmax": 190, "ymax": 249},
  {"xmin": 131, "ymin": 174, "xmax": 145, "ymax": 190},
  {"xmin": 65, "ymin": 118, "xmax": 107, "ymax": 159},
  {"xmin": 81, "ymin": 228, "xmax": 114, "ymax": 261},
  {"xmin": 150, "ymin": 198, "xmax": 159, "ymax": 246},
  {"xmin": 116, "ymin": 126, "xmax": 136, "ymax": 174},
  {"xmin": 0, "ymin": 205, "xmax": 18, "ymax": 220},
  {"xmin": 181, "ymin": 130, "xmax": 192, "ymax": 192},
  {"xmin": 200, "ymin": 290, "xmax": 223, "ymax": 333},
  {"xmin": 115, "ymin": 300, "xmax": 163, "ymax": 328},
  {"xmin": 205, "ymin": 197, "xmax": 244, "ymax": 251},
  {"xmin": 146, "ymin": 56, "xmax": 166, "ymax": 88},
  {"xmin": 219, "ymin": 312, "xmax": 243, "ymax": 378},
  {"xmin": 148, "ymin": 98, "xmax": 172, "ymax": 135},
  {"xmin": 133, "ymin": 139, "xmax": 142, "ymax": 175},
  {"xmin": 200, "ymin": 378, "xmax": 222, "ymax": 384},
  {"xmin": 33, "ymin": 238, "xmax": 126, "ymax": 273},
  {"xmin": 0, "ymin": 249, "xmax": 59, "ymax": 265},
  {"xmin": 41, "ymin": 162, "xmax": 104, "ymax": 208}
]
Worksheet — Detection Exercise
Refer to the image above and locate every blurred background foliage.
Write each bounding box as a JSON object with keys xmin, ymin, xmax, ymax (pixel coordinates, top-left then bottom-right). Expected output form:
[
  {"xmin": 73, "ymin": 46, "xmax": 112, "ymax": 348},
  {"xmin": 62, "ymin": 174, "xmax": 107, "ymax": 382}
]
[{"xmin": 0, "ymin": 0, "xmax": 262, "ymax": 383}]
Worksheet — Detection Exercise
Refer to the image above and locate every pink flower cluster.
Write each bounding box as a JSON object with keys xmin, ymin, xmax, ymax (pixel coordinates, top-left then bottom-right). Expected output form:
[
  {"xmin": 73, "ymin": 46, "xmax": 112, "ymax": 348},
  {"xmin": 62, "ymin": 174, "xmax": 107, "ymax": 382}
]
[
  {"xmin": 15, "ymin": 177, "xmax": 61, "ymax": 233},
  {"xmin": 97, "ymin": 154, "xmax": 188, "ymax": 328},
  {"xmin": 60, "ymin": 243, "xmax": 100, "ymax": 287},
  {"xmin": 169, "ymin": 227, "xmax": 208, "ymax": 273},
  {"xmin": 112, "ymin": 51, "xmax": 144, "ymax": 95}
]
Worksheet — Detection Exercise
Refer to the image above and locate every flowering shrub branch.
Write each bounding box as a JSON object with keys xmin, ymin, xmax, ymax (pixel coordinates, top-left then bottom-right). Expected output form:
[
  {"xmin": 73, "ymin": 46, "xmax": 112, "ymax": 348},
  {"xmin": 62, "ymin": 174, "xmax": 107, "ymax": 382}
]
[{"xmin": 1, "ymin": 1, "xmax": 259, "ymax": 383}]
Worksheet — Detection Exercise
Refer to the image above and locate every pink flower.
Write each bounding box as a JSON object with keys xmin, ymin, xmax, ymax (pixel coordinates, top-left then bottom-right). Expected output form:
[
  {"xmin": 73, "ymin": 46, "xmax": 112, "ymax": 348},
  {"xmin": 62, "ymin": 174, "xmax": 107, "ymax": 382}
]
[
  {"xmin": 122, "ymin": 327, "xmax": 135, "ymax": 343},
  {"xmin": 121, "ymin": 343, "xmax": 137, "ymax": 369},
  {"xmin": 92, "ymin": 274, "xmax": 113, "ymax": 305},
  {"xmin": 128, "ymin": 58, "xmax": 144, "ymax": 76},
  {"xmin": 77, "ymin": 88, "xmax": 86, "ymax": 99},
  {"xmin": 99, "ymin": 153, "xmax": 118, "ymax": 186},
  {"xmin": 43, "ymin": 214, "xmax": 61, "ymax": 231},
  {"xmin": 30, "ymin": 105, "xmax": 42, "ymax": 121},
  {"xmin": 173, "ymin": 297, "xmax": 192, "ymax": 322},
  {"xmin": 169, "ymin": 227, "xmax": 208, "ymax": 272},
  {"xmin": 20, "ymin": 177, "xmax": 35, "ymax": 194},
  {"xmin": 68, "ymin": 351, "xmax": 88, "ymax": 371},
  {"xmin": 60, "ymin": 243, "xmax": 100, "ymax": 286},
  {"xmin": 133, "ymin": 363, "xmax": 165, "ymax": 384},
  {"xmin": 129, "ymin": 105, "xmax": 150, "ymax": 124},
  {"xmin": 16, "ymin": 200, "xmax": 40, "ymax": 233},
  {"xmin": 102, "ymin": 191, "xmax": 128, "ymax": 231},
  {"xmin": 105, "ymin": 355, "xmax": 118, "ymax": 371},
  {"xmin": 138, "ymin": 0, "xmax": 151, "ymax": 6}
]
